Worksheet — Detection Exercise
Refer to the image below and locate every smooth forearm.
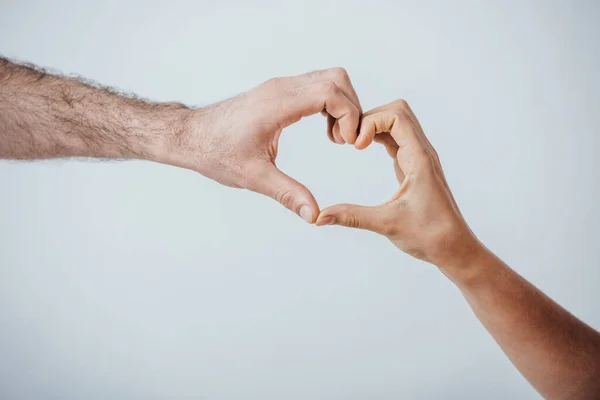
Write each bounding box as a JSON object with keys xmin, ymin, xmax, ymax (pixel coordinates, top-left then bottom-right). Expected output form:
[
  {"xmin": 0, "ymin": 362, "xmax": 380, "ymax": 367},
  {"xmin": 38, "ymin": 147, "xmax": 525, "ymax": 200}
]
[
  {"xmin": 438, "ymin": 244, "xmax": 600, "ymax": 399},
  {"xmin": 314, "ymin": 98, "xmax": 600, "ymax": 397},
  {"xmin": 0, "ymin": 57, "xmax": 188, "ymax": 161}
]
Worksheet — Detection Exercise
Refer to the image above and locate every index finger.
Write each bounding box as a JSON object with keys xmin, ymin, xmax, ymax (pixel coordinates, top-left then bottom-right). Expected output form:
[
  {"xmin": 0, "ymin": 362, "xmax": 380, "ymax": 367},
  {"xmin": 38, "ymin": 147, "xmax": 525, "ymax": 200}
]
[
  {"xmin": 285, "ymin": 68, "xmax": 362, "ymax": 144},
  {"xmin": 278, "ymin": 81, "xmax": 361, "ymax": 142},
  {"xmin": 355, "ymin": 100, "xmax": 428, "ymax": 174},
  {"xmin": 290, "ymin": 67, "xmax": 362, "ymax": 113}
]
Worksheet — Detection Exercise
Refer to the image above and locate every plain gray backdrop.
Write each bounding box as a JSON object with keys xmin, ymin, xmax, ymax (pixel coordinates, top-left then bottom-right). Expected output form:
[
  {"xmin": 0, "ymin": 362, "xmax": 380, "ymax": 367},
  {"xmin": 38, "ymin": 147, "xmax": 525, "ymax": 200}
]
[{"xmin": 1, "ymin": 0, "xmax": 599, "ymax": 398}]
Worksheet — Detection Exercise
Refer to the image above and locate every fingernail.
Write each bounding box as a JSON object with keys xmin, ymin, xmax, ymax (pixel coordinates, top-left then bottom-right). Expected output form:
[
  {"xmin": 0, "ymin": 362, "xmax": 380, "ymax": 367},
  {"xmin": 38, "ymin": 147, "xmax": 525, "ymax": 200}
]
[
  {"xmin": 317, "ymin": 216, "xmax": 336, "ymax": 226},
  {"xmin": 299, "ymin": 205, "xmax": 313, "ymax": 223}
]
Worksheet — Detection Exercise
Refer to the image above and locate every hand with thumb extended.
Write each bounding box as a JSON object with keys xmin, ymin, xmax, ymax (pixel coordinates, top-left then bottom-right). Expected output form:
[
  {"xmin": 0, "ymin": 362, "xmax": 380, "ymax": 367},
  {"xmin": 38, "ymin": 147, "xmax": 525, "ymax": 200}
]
[
  {"xmin": 316, "ymin": 100, "xmax": 479, "ymax": 266},
  {"xmin": 162, "ymin": 68, "xmax": 361, "ymax": 223}
]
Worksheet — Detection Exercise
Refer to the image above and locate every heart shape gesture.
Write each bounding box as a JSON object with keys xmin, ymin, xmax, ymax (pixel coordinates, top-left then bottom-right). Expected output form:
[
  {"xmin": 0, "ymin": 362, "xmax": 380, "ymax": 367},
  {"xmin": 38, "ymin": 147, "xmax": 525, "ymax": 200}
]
[
  {"xmin": 3, "ymin": 58, "xmax": 596, "ymax": 399},
  {"xmin": 162, "ymin": 68, "xmax": 475, "ymax": 263},
  {"xmin": 316, "ymin": 100, "xmax": 477, "ymax": 266}
]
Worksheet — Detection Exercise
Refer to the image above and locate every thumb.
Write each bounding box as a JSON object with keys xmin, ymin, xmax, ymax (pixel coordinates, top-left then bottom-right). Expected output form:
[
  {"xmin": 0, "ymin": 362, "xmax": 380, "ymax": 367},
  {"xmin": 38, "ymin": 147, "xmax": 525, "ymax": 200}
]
[
  {"xmin": 253, "ymin": 164, "xmax": 319, "ymax": 224},
  {"xmin": 315, "ymin": 203, "xmax": 390, "ymax": 234}
]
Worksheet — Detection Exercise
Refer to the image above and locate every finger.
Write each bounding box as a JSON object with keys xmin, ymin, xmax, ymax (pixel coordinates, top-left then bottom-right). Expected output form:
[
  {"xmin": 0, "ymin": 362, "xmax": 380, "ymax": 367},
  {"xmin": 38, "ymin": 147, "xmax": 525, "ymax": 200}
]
[
  {"xmin": 320, "ymin": 111, "xmax": 342, "ymax": 144},
  {"xmin": 392, "ymin": 101, "xmax": 432, "ymax": 154},
  {"xmin": 328, "ymin": 113, "xmax": 344, "ymax": 144},
  {"xmin": 400, "ymin": 101, "xmax": 443, "ymax": 167},
  {"xmin": 373, "ymin": 132, "xmax": 399, "ymax": 158},
  {"xmin": 354, "ymin": 106, "xmax": 426, "ymax": 174},
  {"xmin": 331, "ymin": 118, "xmax": 350, "ymax": 144},
  {"xmin": 289, "ymin": 68, "xmax": 362, "ymax": 144},
  {"xmin": 252, "ymin": 164, "xmax": 319, "ymax": 224},
  {"xmin": 315, "ymin": 203, "xmax": 392, "ymax": 235},
  {"xmin": 282, "ymin": 81, "xmax": 360, "ymax": 144},
  {"xmin": 355, "ymin": 115, "xmax": 377, "ymax": 150},
  {"xmin": 290, "ymin": 67, "xmax": 362, "ymax": 113},
  {"xmin": 355, "ymin": 105, "xmax": 410, "ymax": 150},
  {"xmin": 374, "ymin": 133, "xmax": 405, "ymax": 182},
  {"xmin": 355, "ymin": 99, "xmax": 410, "ymax": 149},
  {"xmin": 355, "ymin": 108, "xmax": 402, "ymax": 150}
]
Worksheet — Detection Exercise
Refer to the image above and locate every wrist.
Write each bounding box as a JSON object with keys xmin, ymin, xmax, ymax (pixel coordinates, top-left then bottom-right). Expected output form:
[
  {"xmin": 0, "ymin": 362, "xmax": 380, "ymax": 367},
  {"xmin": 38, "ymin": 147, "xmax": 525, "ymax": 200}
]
[
  {"xmin": 144, "ymin": 103, "xmax": 197, "ymax": 166},
  {"xmin": 433, "ymin": 234, "xmax": 493, "ymax": 289}
]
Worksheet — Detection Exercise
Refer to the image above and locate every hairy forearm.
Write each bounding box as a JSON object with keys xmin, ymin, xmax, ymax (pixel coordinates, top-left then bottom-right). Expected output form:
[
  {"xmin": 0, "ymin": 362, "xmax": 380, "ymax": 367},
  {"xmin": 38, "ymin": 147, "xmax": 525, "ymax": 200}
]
[
  {"xmin": 0, "ymin": 57, "xmax": 188, "ymax": 161},
  {"xmin": 440, "ymin": 246, "xmax": 600, "ymax": 399}
]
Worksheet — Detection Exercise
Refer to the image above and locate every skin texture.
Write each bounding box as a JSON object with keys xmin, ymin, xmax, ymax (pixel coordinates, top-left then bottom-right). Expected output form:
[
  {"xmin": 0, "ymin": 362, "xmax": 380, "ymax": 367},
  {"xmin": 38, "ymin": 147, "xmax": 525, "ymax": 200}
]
[
  {"xmin": 316, "ymin": 100, "xmax": 600, "ymax": 399},
  {"xmin": 0, "ymin": 57, "xmax": 361, "ymax": 223},
  {"xmin": 1, "ymin": 58, "xmax": 599, "ymax": 398},
  {"xmin": 159, "ymin": 69, "xmax": 362, "ymax": 223}
]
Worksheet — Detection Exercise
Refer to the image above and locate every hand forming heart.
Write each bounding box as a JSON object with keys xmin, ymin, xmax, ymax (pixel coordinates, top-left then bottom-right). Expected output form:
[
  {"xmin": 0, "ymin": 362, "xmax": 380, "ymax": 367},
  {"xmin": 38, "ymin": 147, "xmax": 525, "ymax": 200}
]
[
  {"xmin": 159, "ymin": 67, "xmax": 362, "ymax": 224},
  {"xmin": 316, "ymin": 100, "xmax": 479, "ymax": 267},
  {"xmin": 159, "ymin": 70, "xmax": 477, "ymax": 266}
]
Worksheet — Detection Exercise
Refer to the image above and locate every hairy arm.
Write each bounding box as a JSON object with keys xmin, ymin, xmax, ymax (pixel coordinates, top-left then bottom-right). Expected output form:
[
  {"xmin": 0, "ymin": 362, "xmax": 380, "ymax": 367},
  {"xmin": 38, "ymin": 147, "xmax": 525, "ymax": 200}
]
[
  {"xmin": 0, "ymin": 57, "xmax": 363, "ymax": 222},
  {"xmin": 0, "ymin": 56, "xmax": 185, "ymax": 161},
  {"xmin": 317, "ymin": 100, "xmax": 600, "ymax": 399}
]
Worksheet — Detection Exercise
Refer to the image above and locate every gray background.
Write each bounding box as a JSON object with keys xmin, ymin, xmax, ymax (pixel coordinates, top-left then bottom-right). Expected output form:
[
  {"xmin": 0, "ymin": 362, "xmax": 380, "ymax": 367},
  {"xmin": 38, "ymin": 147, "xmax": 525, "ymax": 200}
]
[{"xmin": 0, "ymin": 0, "xmax": 599, "ymax": 398}]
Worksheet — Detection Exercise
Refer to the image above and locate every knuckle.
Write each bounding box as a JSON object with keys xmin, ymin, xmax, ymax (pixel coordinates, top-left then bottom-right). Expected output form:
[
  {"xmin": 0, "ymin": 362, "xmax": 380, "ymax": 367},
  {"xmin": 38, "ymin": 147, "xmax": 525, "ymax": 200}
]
[
  {"xmin": 413, "ymin": 148, "xmax": 431, "ymax": 163},
  {"xmin": 391, "ymin": 108, "xmax": 407, "ymax": 121},
  {"xmin": 392, "ymin": 99, "xmax": 409, "ymax": 109},
  {"xmin": 415, "ymin": 148, "xmax": 429, "ymax": 161},
  {"xmin": 320, "ymin": 80, "xmax": 339, "ymax": 95},
  {"xmin": 343, "ymin": 212, "xmax": 361, "ymax": 229},
  {"xmin": 275, "ymin": 186, "xmax": 295, "ymax": 210},
  {"xmin": 347, "ymin": 105, "xmax": 360, "ymax": 121},
  {"xmin": 430, "ymin": 147, "xmax": 442, "ymax": 165},
  {"xmin": 417, "ymin": 152, "xmax": 436, "ymax": 173},
  {"xmin": 330, "ymin": 67, "xmax": 349, "ymax": 80}
]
